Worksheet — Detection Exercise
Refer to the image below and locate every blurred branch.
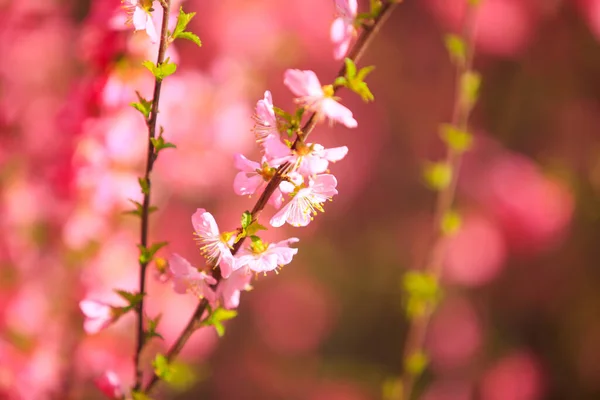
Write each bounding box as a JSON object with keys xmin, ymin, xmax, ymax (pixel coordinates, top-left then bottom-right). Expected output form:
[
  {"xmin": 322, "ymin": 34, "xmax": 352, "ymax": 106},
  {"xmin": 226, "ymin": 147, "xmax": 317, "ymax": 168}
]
[
  {"xmin": 142, "ymin": 0, "xmax": 400, "ymax": 394},
  {"xmin": 134, "ymin": 0, "xmax": 172, "ymax": 390},
  {"xmin": 399, "ymin": 2, "xmax": 481, "ymax": 399}
]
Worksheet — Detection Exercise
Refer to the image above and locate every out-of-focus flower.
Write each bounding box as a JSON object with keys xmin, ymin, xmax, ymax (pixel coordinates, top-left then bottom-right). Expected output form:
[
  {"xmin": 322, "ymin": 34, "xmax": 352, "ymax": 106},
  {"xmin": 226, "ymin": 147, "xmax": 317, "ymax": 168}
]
[
  {"xmin": 217, "ymin": 268, "xmax": 253, "ymax": 309},
  {"xmin": 237, "ymin": 238, "xmax": 299, "ymax": 274},
  {"xmin": 94, "ymin": 370, "xmax": 124, "ymax": 399},
  {"xmin": 79, "ymin": 300, "xmax": 116, "ymax": 334},
  {"xmin": 480, "ymin": 352, "xmax": 544, "ymax": 400},
  {"xmin": 122, "ymin": 0, "xmax": 159, "ymax": 43},
  {"xmin": 284, "ymin": 69, "xmax": 357, "ymax": 128},
  {"xmin": 270, "ymin": 174, "xmax": 338, "ymax": 227},
  {"xmin": 330, "ymin": 0, "xmax": 358, "ymax": 60},
  {"xmin": 169, "ymin": 253, "xmax": 217, "ymax": 302},
  {"xmin": 233, "ymin": 154, "xmax": 283, "ymax": 208},
  {"xmin": 192, "ymin": 208, "xmax": 237, "ymax": 278}
]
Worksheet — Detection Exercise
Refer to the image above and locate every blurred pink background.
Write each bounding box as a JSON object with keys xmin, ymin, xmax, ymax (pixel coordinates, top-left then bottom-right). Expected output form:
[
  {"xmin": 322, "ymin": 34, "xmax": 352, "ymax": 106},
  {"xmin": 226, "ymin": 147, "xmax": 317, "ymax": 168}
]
[{"xmin": 1, "ymin": 0, "xmax": 599, "ymax": 398}]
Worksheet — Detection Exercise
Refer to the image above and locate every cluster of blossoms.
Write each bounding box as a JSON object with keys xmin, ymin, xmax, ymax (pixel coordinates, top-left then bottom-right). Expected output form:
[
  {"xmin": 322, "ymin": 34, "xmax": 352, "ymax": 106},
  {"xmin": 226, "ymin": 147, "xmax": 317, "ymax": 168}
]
[{"xmin": 169, "ymin": 66, "xmax": 360, "ymax": 309}]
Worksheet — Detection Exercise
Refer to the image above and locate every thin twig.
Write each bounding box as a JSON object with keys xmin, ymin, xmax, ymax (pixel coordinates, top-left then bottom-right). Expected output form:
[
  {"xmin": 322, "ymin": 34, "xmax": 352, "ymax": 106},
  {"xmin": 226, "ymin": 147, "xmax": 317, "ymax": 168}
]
[
  {"xmin": 142, "ymin": 1, "xmax": 399, "ymax": 394},
  {"xmin": 400, "ymin": 5, "xmax": 479, "ymax": 399},
  {"xmin": 134, "ymin": 0, "xmax": 172, "ymax": 390}
]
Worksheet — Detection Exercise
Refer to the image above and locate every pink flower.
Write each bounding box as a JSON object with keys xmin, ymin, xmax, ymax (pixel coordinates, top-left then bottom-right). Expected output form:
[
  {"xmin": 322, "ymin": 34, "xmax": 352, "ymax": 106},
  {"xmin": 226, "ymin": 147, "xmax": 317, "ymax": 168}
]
[
  {"xmin": 237, "ymin": 238, "xmax": 300, "ymax": 274},
  {"xmin": 269, "ymin": 142, "xmax": 349, "ymax": 177},
  {"xmin": 331, "ymin": 0, "xmax": 358, "ymax": 60},
  {"xmin": 79, "ymin": 299, "xmax": 115, "ymax": 334},
  {"xmin": 192, "ymin": 208, "xmax": 237, "ymax": 278},
  {"xmin": 169, "ymin": 253, "xmax": 217, "ymax": 302},
  {"xmin": 122, "ymin": 0, "xmax": 159, "ymax": 43},
  {"xmin": 233, "ymin": 154, "xmax": 284, "ymax": 208},
  {"xmin": 217, "ymin": 267, "xmax": 253, "ymax": 309},
  {"xmin": 270, "ymin": 174, "xmax": 339, "ymax": 227},
  {"xmin": 284, "ymin": 69, "xmax": 358, "ymax": 128},
  {"xmin": 252, "ymin": 91, "xmax": 279, "ymax": 142},
  {"xmin": 94, "ymin": 370, "xmax": 123, "ymax": 399}
]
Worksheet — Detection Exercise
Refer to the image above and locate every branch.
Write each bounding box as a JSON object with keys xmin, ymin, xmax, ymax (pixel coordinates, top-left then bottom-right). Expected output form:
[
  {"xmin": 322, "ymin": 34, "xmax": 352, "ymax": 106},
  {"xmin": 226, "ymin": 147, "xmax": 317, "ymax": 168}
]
[
  {"xmin": 142, "ymin": 0, "xmax": 400, "ymax": 394},
  {"xmin": 134, "ymin": 0, "xmax": 172, "ymax": 390},
  {"xmin": 399, "ymin": 4, "xmax": 480, "ymax": 399}
]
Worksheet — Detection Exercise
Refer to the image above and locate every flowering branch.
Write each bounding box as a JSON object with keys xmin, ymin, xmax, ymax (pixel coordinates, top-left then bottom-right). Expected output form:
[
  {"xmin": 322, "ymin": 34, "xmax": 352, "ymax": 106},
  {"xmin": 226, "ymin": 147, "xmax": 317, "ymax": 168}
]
[
  {"xmin": 398, "ymin": 1, "xmax": 482, "ymax": 398},
  {"xmin": 142, "ymin": 0, "xmax": 400, "ymax": 394},
  {"xmin": 133, "ymin": 0, "xmax": 172, "ymax": 390}
]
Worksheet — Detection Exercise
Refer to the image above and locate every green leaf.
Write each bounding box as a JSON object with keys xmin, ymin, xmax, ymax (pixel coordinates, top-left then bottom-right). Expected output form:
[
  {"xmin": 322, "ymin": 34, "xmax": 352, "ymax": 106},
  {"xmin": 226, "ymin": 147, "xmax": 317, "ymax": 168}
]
[
  {"xmin": 460, "ymin": 70, "xmax": 481, "ymax": 113},
  {"xmin": 201, "ymin": 307, "xmax": 238, "ymax": 337},
  {"xmin": 344, "ymin": 58, "xmax": 357, "ymax": 78},
  {"xmin": 405, "ymin": 351, "xmax": 429, "ymax": 377},
  {"xmin": 439, "ymin": 124, "xmax": 473, "ymax": 153},
  {"xmin": 115, "ymin": 289, "xmax": 144, "ymax": 305},
  {"xmin": 138, "ymin": 177, "xmax": 150, "ymax": 195},
  {"xmin": 138, "ymin": 242, "xmax": 167, "ymax": 265},
  {"xmin": 153, "ymin": 354, "xmax": 174, "ymax": 382},
  {"xmin": 246, "ymin": 221, "xmax": 267, "ymax": 236},
  {"xmin": 123, "ymin": 199, "xmax": 157, "ymax": 217},
  {"xmin": 444, "ymin": 34, "xmax": 467, "ymax": 66},
  {"xmin": 176, "ymin": 31, "xmax": 202, "ymax": 47},
  {"xmin": 356, "ymin": 65, "xmax": 375, "ymax": 81},
  {"xmin": 423, "ymin": 162, "xmax": 452, "ymax": 191},
  {"xmin": 146, "ymin": 314, "xmax": 164, "ymax": 341},
  {"xmin": 173, "ymin": 7, "xmax": 196, "ymax": 37},
  {"xmin": 440, "ymin": 210, "xmax": 462, "ymax": 236},
  {"xmin": 334, "ymin": 76, "xmax": 348, "ymax": 87},
  {"xmin": 241, "ymin": 211, "xmax": 253, "ymax": 229},
  {"xmin": 131, "ymin": 91, "xmax": 152, "ymax": 120},
  {"xmin": 142, "ymin": 58, "xmax": 178, "ymax": 80},
  {"xmin": 402, "ymin": 271, "xmax": 440, "ymax": 318}
]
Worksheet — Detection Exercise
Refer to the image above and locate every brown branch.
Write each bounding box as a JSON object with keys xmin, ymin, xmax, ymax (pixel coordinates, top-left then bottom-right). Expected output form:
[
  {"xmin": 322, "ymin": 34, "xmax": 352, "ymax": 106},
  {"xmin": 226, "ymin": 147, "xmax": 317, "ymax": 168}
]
[
  {"xmin": 134, "ymin": 0, "xmax": 172, "ymax": 390},
  {"xmin": 399, "ymin": 5, "xmax": 480, "ymax": 399},
  {"xmin": 142, "ymin": 1, "xmax": 400, "ymax": 394}
]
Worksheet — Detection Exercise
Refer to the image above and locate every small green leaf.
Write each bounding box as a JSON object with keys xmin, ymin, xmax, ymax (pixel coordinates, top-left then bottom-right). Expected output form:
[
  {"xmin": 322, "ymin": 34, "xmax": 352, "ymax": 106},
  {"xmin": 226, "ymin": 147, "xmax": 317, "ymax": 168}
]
[
  {"xmin": 402, "ymin": 271, "xmax": 440, "ymax": 318},
  {"xmin": 444, "ymin": 34, "xmax": 467, "ymax": 66},
  {"xmin": 173, "ymin": 7, "xmax": 196, "ymax": 38},
  {"xmin": 423, "ymin": 162, "xmax": 452, "ymax": 191},
  {"xmin": 138, "ymin": 177, "xmax": 150, "ymax": 195},
  {"xmin": 123, "ymin": 199, "xmax": 157, "ymax": 217},
  {"xmin": 246, "ymin": 221, "xmax": 267, "ymax": 236},
  {"xmin": 241, "ymin": 211, "xmax": 253, "ymax": 229},
  {"xmin": 460, "ymin": 70, "xmax": 481, "ymax": 113},
  {"xmin": 440, "ymin": 210, "xmax": 462, "ymax": 236},
  {"xmin": 405, "ymin": 351, "xmax": 429, "ymax": 377},
  {"xmin": 344, "ymin": 58, "xmax": 357, "ymax": 78},
  {"xmin": 138, "ymin": 242, "xmax": 167, "ymax": 265},
  {"xmin": 370, "ymin": 0, "xmax": 383, "ymax": 16},
  {"xmin": 146, "ymin": 313, "xmax": 164, "ymax": 341},
  {"xmin": 201, "ymin": 307, "xmax": 238, "ymax": 337},
  {"xmin": 356, "ymin": 65, "xmax": 375, "ymax": 81},
  {"xmin": 176, "ymin": 31, "xmax": 202, "ymax": 47},
  {"xmin": 439, "ymin": 124, "xmax": 473, "ymax": 153},
  {"xmin": 153, "ymin": 354, "xmax": 174, "ymax": 382},
  {"xmin": 131, "ymin": 91, "xmax": 152, "ymax": 119},
  {"xmin": 142, "ymin": 58, "xmax": 178, "ymax": 80},
  {"xmin": 334, "ymin": 76, "xmax": 348, "ymax": 87}
]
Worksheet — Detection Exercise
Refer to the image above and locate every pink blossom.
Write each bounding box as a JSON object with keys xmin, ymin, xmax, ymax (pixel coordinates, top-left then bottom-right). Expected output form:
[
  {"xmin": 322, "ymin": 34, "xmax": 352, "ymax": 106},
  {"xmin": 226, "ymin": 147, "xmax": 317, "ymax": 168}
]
[
  {"xmin": 270, "ymin": 174, "xmax": 338, "ymax": 227},
  {"xmin": 330, "ymin": 0, "xmax": 358, "ymax": 60},
  {"xmin": 192, "ymin": 208, "xmax": 237, "ymax": 278},
  {"xmin": 122, "ymin": 0, "xmax": 159, "ymax": 43},
  {"xmin": 169, "ymin": 253, "xmax": 217, "ymax": 302},
  {"xmin": 269, "ymin": 142, "xmax": 349, "ymax": 177},
  {"xmin": 94, "ymin": 370, "xmax": 123, "ymax": 399},
  {"xmin": 79, "ymin": 299, "xmax": 115, "ymax": 334},
  {"xmin": 237, "ymin": 238, "xmax": 299, "ymax": 274},
  {"xmin": 284, "ymin": 69, "xmax": 357, "ymax": 128},
  {"xmin": 217, "ymin": 267, "xmax": 253, "ymax": 309},
  {"xmin": 233, "ymin": 154, "xmax": 284, "ymax": 208},
  {"xmin": 252, "ymin": 90, "xmax": 279, "ymax": 142}
]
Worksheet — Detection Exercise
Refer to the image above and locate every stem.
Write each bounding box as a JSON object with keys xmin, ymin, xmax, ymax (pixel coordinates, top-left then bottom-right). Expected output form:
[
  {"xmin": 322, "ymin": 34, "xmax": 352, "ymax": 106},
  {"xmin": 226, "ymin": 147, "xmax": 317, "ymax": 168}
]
[
  {"xmin": 142, "ymin": 1, "xmax": 399, "ymax": 394},
  {"xmin": 134, "ymin": 0, "xmax": 172, "ymax": 390},
  {"xmin": 400, "ymin": 5, "xmax": 479, "ymax": 400}
]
